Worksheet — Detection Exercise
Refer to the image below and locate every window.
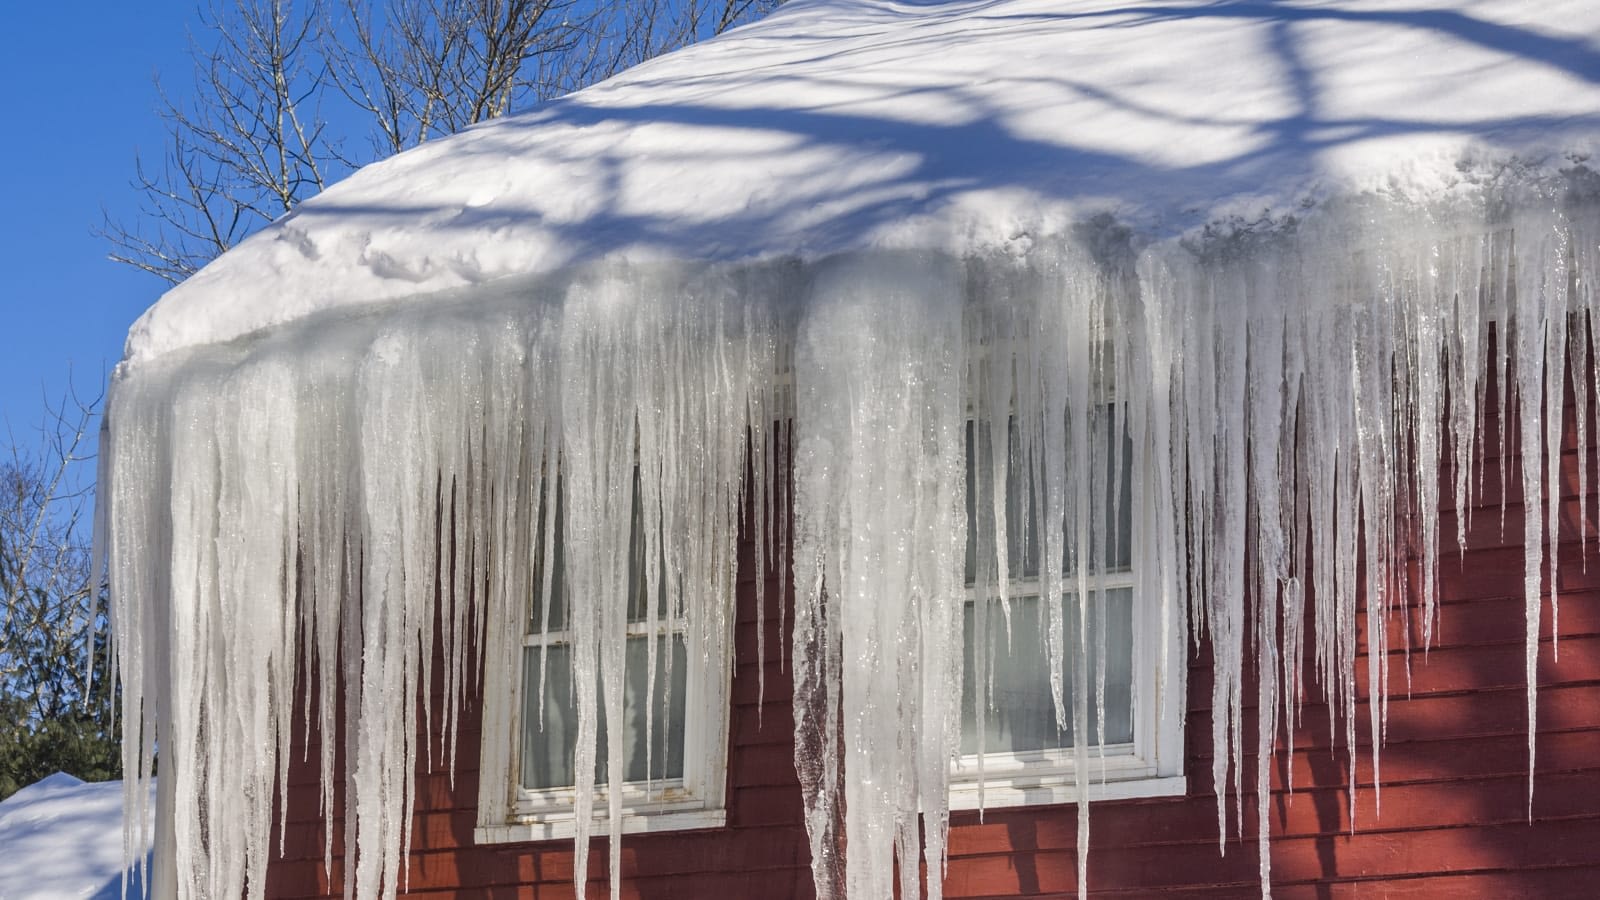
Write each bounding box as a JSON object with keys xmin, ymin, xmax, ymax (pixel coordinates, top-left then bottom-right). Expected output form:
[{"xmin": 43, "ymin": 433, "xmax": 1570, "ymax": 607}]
[
  {"xmin": 951, "ymin": 414, "xmax": 1184, "ymax": 809},
  {"xmin": 476, "ymin": 477, "xmax": 731, "ymax": 843}
]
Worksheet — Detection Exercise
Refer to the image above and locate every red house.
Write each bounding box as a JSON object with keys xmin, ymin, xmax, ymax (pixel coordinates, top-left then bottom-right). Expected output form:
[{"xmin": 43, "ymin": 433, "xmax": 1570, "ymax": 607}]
[{"xmin": 101, "ymin": 1, "xmax": 1600, "ymax": 898}]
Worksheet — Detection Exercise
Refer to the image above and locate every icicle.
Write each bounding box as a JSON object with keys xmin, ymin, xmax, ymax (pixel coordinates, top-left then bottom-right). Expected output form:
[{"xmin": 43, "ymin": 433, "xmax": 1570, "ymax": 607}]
[
  {"xmin": 1506, "ymin": 197, "xmax": 1573, "ymax": 815},
  {"xmin": 792, "ymin": 252, "xmax": 966, "ymax": 900}
]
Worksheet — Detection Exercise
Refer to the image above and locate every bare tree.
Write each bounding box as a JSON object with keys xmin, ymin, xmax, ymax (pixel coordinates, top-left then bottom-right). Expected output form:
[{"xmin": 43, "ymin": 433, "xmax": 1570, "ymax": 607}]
[
  {"xmin": 101, "ymin": 0, "xmax": 336, "ymax": 284},
  {"xmin": 594, "ymin": 0, "xmax": 770, "ymax": 76},
  {"xmin": 104, "ymin": 0, "xmax": 778, "ymax": 284},
  {"xmin": 328, "ymin": 0, "xmax": 591, "ymax": 155},
  {"xmin": 0, "ymin": 393, "xmax": 98, "ymax": 697},
  {"xmin": 0, "ymin": 390, "xmax": 116, "ymax": 800},
  {"xmin": 326, "ymin": 0, "xmax": 781, "ymax": 152}
]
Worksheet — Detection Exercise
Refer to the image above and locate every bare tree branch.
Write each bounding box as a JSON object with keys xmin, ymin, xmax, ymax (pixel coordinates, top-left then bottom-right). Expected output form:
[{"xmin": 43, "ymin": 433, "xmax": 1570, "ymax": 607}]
[
  {"xmin": 100, "ymin": 0, "xmax": 338, "ymax": 283},
  {"xmin": 0, "ymin": 383, "xmax": 119, "ymax": 798},
  {"xmin": 0, "ymin": 385, "xmax": 101, "ymax": 721},
  {"xmin": 103, "ymin": 0, "xmax": 781, "ymax": 283}
]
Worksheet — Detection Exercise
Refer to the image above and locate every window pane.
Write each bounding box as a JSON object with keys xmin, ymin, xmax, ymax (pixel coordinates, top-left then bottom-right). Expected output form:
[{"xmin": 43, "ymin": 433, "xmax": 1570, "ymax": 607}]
[
  {"xmin": 964, "ymin": 420, "xmax": 1035, "ymax": 583},
  {"xmin": 612, "ymin": 635, "xmax": 688, "ymax": 784},
  {"xmin": 520, "ymin": 634, "xmax": 688, "ymax": 790},
  {"xmin": 521, "ymin": 643, "xmax": 574, "ymax": 789},
  {"xmin": 964, "ymin": 414, "xmax": 1133, "ymax": 584},
  {"xmin": 625, "ymin": 492, "xmax": 670, "ymax": 625},
  {"xmin": 528, "ymin": 478, "xmax": 567, "ymax": 634},
  {"xmin": 528, "ymin": 473, "xmax": 667, "ymax": 635},
  {"xmin": 960, "ymin": 587, "xmax": 1134, "ymax": 754}
]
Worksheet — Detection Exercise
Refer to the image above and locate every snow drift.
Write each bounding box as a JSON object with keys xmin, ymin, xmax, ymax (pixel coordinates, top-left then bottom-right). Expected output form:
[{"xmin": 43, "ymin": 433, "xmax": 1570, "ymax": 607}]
[
  {"xmin": 99, "ymin": 1, "xmax": 1600, "ymax": 898},
  {"xmin": 0, "ymin": 773, "xmax": 155, "ymax": 899}
]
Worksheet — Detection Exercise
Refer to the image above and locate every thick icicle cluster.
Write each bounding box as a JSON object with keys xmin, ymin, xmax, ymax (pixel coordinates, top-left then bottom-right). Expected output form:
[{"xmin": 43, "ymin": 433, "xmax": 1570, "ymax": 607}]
[
  {"xmin": 103, "ymin": 174, "xmax": 1600, "ymax": 899},
  {"xmin": 791, "ymin": 254, "xmax": 969, "ymax": 899},
  {"xmin": 102, "ymin": 266, "xmax": 787, "ymax": 899}
]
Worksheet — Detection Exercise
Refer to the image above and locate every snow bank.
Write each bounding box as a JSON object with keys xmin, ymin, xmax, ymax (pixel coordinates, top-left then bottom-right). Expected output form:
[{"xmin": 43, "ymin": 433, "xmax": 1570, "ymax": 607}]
[
  {"xmin": 124, "ymin": 0, "xmax": 1600, "ymax": 367},
  {"xmin": 0, "ymin": 774, "xmax": 154, "ymax": 899}
]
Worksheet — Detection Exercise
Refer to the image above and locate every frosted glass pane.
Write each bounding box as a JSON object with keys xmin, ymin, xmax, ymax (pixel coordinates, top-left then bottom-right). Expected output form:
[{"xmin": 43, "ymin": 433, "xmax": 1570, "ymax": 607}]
[
  {"xmin": 520, "ymin": 634, "xmax": 688, "ymax": 790},
  {"xmin": 960, "ymin": 587, "xmax": 1134, "ymax": 754}
]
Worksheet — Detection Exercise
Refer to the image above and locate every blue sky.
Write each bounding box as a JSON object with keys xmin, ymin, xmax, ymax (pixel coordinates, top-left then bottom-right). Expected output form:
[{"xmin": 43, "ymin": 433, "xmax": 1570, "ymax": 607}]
[{"xmin": 0, "ymin": 3, "xmax": 193, "ymax": 443}]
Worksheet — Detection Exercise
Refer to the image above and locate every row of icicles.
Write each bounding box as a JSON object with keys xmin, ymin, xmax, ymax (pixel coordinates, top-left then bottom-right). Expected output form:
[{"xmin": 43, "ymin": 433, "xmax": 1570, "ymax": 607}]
[{"xmin": 100, "ymin": 188, "xmax": 1599, "ymax": 899}]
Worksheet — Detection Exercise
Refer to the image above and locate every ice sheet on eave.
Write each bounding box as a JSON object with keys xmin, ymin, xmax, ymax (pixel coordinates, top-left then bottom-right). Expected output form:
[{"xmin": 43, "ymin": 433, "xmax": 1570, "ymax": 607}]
[{"xmin": 125, "ymin": 0, "xmax": 1600, "ymax": 365}]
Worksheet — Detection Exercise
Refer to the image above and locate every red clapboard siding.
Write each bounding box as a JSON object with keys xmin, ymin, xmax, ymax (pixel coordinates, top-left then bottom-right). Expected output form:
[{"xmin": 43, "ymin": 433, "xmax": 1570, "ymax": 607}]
[{"xmin": 266, "ymin": 381, "xmax": 1600, "ymax": 898}]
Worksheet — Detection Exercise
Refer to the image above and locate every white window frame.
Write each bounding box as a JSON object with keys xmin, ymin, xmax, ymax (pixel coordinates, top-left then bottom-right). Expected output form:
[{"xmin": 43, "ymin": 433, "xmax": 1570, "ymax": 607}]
[
  {"xmin": 475, "ymin": 496, "xmax": 733, "ymax": 844},
  {"xmin": 949, "ymin": 435, "xmax": 1184, "ymax": 810}
]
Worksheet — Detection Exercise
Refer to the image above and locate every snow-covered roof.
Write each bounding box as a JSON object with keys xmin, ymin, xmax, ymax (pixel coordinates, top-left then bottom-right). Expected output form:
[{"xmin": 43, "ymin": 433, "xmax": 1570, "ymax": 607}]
[{"xmin": 125, "ymin": 0, "xmax": 1600, "ymax": 364}]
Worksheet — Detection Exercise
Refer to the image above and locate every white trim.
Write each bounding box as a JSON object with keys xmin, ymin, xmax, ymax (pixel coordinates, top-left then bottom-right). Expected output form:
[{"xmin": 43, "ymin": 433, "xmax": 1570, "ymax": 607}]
[
  {"xmin": 950, "ymin": 775, "xmax": 1186, "ymax": 810},
  {"xmin": 475, "ymin": 807, "xmax": 728, "ymax": 845}
]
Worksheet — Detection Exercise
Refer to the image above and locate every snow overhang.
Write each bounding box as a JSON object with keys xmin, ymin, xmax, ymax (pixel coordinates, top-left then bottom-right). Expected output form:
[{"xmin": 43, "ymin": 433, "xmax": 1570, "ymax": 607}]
[{"xmin": 123, "ymin": 0, "xmax": 1600, "ymax": 367}]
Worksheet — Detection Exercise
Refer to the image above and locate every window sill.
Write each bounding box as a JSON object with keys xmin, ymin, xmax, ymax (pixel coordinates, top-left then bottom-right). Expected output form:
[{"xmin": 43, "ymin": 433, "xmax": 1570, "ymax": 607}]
[
  {"xmin": 475, "ymin": 807, "xmax": 728, "ymax": 845},
  {"xmin": 948, "ymin": 773, "xmax": 1186, "ymax": 811}
]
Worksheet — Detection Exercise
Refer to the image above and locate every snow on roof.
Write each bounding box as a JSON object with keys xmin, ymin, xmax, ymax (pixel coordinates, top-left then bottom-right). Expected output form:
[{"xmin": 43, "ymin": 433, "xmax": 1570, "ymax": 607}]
[
  {"xmin": 126, "ymin": 0, "xmax": 1600, "ymax": 363},
  {"xmin": 0, "ymin": 774, "xmax": 154, "ymax": 899}
]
